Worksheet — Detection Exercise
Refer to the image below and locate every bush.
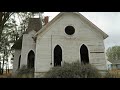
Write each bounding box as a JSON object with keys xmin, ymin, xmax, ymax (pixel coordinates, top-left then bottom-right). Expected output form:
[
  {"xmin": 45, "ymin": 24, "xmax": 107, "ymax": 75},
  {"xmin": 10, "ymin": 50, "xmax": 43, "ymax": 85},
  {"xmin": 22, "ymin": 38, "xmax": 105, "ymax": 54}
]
[
  {"xmin": 104, "ymin": 69, "xmax": 120, "ymax": 78},
  {"xmin": 14, "ymin": 65, "xmax": 34, "ymax": 78},
  {"xmin": 44, "ymin": 61, "xmax": 101, "ymax": 78}
]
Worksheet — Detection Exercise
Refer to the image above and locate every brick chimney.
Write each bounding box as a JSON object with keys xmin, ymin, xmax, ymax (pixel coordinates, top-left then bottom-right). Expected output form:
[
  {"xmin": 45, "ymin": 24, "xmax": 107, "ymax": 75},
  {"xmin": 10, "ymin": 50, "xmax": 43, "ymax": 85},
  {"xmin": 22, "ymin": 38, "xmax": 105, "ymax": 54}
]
[{"xmin": 44, "ymin": 16, "xmax": 49, "ymax": 25}]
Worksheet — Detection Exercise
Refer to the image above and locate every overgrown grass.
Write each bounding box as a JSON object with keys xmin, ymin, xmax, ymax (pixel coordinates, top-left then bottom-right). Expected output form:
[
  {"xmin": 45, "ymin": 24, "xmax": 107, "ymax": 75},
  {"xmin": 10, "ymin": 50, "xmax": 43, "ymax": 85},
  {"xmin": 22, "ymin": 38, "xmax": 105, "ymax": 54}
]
[
  {"xmin": 44, "ymin": 61, "xmax": 102, "ymax": 78},
  {"xmin": 13, "ymin": 65, "xmax": 34, "ymax": 78},
  {"xmin": 104, "ymin": 69, "xmax": 120, "ymax": 78},
  {"xmin": 8, "ymin": 62, "xmax": 120, "ymax": 78}
]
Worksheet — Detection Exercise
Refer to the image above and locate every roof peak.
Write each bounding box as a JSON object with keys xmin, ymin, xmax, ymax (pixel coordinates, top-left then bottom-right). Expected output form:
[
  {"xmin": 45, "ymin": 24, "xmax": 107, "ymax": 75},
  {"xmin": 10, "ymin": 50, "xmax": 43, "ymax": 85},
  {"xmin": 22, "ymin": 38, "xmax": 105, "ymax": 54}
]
[{"xmin": 35, "ymin": 12, "xmax": 108, "ymax": 39}]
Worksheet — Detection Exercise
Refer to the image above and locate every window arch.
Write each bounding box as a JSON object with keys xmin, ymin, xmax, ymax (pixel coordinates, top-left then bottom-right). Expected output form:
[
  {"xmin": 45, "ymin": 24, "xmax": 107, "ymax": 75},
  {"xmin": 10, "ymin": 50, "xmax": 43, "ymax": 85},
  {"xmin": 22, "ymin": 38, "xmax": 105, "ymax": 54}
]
[
  {"xmin": 80, "ymin": 44, "xmax": 89, "ymax": 64},
  {"xmin": 54, "ymin": 45, "xmax": 62, "ymax": 67},
  {"xmin": 27, "ymin": 50, "xmax": 35, "ymax": 69}
]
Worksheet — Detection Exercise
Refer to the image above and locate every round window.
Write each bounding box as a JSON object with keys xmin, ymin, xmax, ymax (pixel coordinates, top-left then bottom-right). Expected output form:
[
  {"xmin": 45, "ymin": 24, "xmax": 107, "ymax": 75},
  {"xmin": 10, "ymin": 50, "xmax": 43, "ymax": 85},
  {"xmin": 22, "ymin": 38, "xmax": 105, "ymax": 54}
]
[{"xmin": 65, "ymin": 26, "xmax": 75, "ymax": 35}]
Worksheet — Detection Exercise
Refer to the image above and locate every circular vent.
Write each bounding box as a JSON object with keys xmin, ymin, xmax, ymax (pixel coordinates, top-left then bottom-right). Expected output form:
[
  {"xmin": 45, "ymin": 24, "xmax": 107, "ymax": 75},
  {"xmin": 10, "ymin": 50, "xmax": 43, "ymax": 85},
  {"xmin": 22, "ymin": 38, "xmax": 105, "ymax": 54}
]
[{"xmin": 65, "ymin": 26, "xmax": 75, "ymax": 35}]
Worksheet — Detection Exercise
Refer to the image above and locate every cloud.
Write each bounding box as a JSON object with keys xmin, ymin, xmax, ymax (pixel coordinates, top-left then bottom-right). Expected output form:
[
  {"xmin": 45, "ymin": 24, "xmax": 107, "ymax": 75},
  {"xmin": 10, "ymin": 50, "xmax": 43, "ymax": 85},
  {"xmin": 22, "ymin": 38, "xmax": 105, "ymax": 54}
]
[{"xmin": 81, "ymin": 12, "xmax": 120, "ymax": 49}]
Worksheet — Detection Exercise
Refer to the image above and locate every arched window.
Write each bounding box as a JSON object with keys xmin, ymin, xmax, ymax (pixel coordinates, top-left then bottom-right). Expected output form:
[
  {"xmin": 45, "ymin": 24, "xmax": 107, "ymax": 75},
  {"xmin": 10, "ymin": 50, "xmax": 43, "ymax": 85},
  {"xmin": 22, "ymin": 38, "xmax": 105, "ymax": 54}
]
[
  {"xmin": 80, "ymin": 44, "xmax": 89, "ymax": 64},
  {"xmin": 27, "ymin": 50, "xmax": 35, "ymax": 69},
  {"xmin": 54, "ymin": 45, "xmax": 62, "ymax": 67},
  {"xmin": 18, "ymin": 55, "xmax": 21, "ymax": 69}
]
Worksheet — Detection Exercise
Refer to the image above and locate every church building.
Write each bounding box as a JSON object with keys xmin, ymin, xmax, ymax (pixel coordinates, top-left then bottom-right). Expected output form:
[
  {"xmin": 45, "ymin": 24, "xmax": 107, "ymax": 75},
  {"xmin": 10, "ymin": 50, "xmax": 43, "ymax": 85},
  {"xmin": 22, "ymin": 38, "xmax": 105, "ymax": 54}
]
[{"xmin": 12, "ymin": 12, "xmax": 108, "ymax": 77}]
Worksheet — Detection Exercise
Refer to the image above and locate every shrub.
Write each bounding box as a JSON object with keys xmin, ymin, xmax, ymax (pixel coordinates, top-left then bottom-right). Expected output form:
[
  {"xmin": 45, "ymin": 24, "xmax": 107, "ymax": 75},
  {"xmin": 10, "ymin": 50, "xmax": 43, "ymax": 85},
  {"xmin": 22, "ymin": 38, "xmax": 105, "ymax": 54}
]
[
  {"xmin": 14, "ymin": 65, "xmax": 34, "ymax": 78},
  {"xmin": 44, "ymin": 61, "xmax": 101, "ymax": 78},
  {"xmin": 104, "ymin": 69, "xmax": 120, "ymax": 78}
]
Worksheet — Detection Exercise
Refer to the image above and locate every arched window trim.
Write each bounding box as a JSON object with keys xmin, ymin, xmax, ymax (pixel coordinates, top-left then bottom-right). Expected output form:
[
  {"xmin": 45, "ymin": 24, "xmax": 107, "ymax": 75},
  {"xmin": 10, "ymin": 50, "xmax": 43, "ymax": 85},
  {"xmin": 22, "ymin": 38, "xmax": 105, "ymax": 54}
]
[
  {"xmin": 80, "ymin": 44, "xmax": 89, "ymax": 64},
  {"xmin": 54, "ymin": 45, "xmax": 62, "ymax": 67},
  {"xmin": 27, "ymin": 50, "xmax": 35, "ymax": 69}
]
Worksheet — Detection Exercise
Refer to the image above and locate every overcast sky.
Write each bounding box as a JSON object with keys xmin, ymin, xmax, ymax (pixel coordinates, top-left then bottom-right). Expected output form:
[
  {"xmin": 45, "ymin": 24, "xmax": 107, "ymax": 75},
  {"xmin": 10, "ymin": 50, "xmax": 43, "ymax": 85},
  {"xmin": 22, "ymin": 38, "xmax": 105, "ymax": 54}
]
[{"xmin": 44, "ymin": 12, "xmax": 120, "ymax": 50}]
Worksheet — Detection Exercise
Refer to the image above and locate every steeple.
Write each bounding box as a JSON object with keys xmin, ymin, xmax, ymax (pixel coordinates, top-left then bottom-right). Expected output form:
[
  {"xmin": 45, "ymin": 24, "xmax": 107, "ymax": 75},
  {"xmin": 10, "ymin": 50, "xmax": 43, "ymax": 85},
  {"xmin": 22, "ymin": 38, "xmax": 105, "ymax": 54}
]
[{"xmin": 27, "ymin": 18, "xmax": 42, "ymax": 32}]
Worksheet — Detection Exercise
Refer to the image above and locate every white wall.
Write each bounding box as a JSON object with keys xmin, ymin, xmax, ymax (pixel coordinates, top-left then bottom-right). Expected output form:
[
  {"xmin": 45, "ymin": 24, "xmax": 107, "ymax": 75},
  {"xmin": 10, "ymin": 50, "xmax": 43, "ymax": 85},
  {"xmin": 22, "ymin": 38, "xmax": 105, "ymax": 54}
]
[
  {"xmin": 13, "ymin": 49, "xmax": 21, "ymax": 73},
  {"xmin": 20, "ymin": 30, "xmax": 36, "ymax": 67},
  {"xmin": 35, "ymin": 13, "xmax": 107, "ymax": 75}
]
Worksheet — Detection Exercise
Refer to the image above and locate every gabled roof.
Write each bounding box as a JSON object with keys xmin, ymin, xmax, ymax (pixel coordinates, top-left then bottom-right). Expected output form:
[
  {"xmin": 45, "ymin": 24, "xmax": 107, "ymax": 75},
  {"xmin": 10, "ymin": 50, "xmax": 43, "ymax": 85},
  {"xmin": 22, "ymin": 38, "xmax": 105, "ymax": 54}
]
[{"xmin": 34, "ymin": 12, "xmax": 108, "ymax": 39}]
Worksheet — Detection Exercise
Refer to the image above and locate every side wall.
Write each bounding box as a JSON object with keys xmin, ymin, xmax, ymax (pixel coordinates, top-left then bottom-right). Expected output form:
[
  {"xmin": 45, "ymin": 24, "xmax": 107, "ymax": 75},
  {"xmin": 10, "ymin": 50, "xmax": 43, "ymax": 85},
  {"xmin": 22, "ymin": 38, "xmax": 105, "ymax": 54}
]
[
  {"xmin": 20, "ymin": 31, "xmax": 36, "ymax": 67},
  {"xmin": 13, "ymin": 49, "xmax": 21, "ymax": 73}
]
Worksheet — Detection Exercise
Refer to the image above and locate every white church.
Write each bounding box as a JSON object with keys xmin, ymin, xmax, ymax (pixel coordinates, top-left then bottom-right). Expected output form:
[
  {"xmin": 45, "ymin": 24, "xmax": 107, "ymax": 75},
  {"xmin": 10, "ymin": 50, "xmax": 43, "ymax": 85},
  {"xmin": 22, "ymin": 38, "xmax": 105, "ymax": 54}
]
[{"xmin": 12, "ymin": 12, "xmax": 108, "ymax": 77}]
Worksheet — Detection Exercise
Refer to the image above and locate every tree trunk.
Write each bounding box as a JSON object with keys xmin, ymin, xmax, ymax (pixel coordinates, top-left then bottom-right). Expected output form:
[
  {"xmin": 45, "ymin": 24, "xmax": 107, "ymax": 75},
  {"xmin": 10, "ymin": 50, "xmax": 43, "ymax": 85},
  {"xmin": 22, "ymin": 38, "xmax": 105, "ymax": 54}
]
[
  {"xmin": 0, "ymin": 25, "xmax": 3, "ymax": 42},
  {"xmin": 8, "ymin": 61, "xmax": 9, "ymax": 74},
  {"xmin": 0, "ymin": 62, "xmax": 2, "ymax": 75},
  {"xmin": 6, "ymin": 64, "xmax": 7, "ymax": 74},
  {"xmin": 2, "ymin": 57, "xmax": 5, "ymax": 75},
  {"xmin": 7, "ymin": 62, "xmax": 9, "ymax": 74},
  {"xmin": 0, "ymin": 12, "xmax": 4, "ymax": 41},
  {"xmin": 2, "ymin": 50, "xmax": 5, "ymax": 75}
]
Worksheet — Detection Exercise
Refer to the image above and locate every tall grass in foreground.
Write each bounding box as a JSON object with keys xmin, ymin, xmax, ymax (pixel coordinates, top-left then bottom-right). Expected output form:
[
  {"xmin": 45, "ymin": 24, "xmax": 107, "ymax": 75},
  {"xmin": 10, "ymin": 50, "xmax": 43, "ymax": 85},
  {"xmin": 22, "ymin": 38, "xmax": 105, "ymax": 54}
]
[
  {"xmin": 13, "ymin": 65, "xmax": 34, "ymax": 78},
  {"xmin": 104, "ymin": 69, "xmax": 120, "ymax": 78},
  {"xmin": 44, "ymin": 61, "xmax": 102, "ymax": 78},
  {"xmin": 7, "ymin": 62, "xmax": 120, "ymax": 78}
]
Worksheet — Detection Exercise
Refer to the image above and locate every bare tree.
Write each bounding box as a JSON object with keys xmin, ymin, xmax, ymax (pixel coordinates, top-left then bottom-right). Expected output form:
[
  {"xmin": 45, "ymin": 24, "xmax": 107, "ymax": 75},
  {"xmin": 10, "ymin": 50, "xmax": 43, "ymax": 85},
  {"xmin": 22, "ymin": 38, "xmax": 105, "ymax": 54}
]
[{"xmin": 0, "ymin": 12, "xmax": 14, "ymax": 41}]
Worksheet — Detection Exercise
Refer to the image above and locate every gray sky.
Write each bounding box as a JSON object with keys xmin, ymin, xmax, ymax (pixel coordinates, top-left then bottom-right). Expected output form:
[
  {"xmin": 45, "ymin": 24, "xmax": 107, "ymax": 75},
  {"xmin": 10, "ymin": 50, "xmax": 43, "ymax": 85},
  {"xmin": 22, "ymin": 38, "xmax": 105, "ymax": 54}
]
[{"xmin": 44, "ymin": 12, "xmax": 120, "ymax": 50}]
